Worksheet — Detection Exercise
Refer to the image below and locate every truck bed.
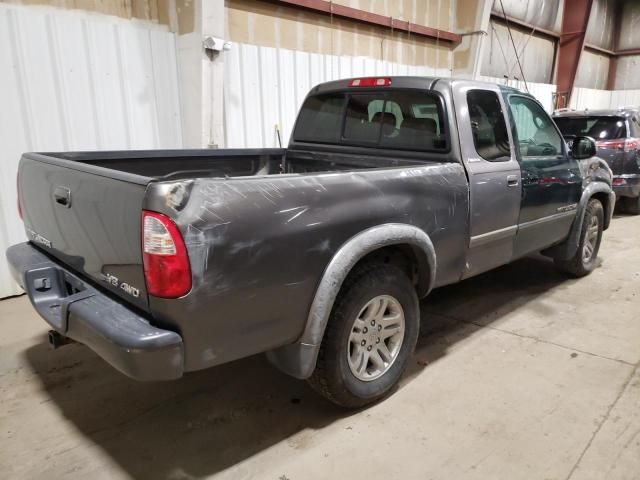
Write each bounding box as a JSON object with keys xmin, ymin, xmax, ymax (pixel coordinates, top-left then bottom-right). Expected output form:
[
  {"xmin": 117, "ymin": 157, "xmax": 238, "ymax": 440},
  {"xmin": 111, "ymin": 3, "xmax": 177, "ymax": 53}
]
[
  {"xmin": 38, "ymin": 147, "xmax": 437, "ymax": 181},
  {"xmin": 19, "ymin": 147, "xmax": 448, "ymax": 312}
]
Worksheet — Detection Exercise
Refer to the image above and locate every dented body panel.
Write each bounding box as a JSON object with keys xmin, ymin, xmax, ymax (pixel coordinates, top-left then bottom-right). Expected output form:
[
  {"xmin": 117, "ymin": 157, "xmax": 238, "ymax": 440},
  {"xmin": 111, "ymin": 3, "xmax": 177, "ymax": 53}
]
[
  {"xmin": 145, "ymin": 162, "xmax": 468, "ymax": 371},
  {"xmin": 8, "ymin": 77, "xmax": 615, "ymax": 381}
]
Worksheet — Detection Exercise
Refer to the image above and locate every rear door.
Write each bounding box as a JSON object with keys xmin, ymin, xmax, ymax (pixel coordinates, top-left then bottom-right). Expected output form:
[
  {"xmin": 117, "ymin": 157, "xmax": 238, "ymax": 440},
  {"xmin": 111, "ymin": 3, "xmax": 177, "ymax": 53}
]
[
  {"xmin": 452, "ymin": 82, "xmax": 522, "ymax": 278},
  {"xmin": 505, "ymin": 95, "xmax": 582, "ymax": 257},
  {"xmin": 18, "ymin": 155, "xmax": 150, "ymax": 310}
]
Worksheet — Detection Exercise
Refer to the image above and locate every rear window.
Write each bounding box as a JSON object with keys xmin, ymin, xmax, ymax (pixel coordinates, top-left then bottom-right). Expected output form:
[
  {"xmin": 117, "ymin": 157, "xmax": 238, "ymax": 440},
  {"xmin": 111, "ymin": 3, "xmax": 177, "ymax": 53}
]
[
  {"xmin": 554, "ymin": 116, "xmax": 627, "ymax": 140},
  {"xmin": 293, "ymin": 90, "xmax": 448, "ymax": 152}
]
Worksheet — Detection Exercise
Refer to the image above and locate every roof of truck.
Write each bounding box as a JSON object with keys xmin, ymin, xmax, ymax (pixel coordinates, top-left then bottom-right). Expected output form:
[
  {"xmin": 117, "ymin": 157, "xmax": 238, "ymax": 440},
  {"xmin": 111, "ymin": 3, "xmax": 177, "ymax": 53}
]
[{"xmin": 310, "ymin": 76, "xmax": 530, "ymax": 96}]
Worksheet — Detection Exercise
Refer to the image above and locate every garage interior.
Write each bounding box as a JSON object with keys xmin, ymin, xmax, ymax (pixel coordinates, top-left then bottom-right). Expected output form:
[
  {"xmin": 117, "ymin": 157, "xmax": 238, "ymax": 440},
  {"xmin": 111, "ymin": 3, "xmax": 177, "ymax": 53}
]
[{"xmin": 1, "ymin": 0, "xmax": 639, "ymax": 479}]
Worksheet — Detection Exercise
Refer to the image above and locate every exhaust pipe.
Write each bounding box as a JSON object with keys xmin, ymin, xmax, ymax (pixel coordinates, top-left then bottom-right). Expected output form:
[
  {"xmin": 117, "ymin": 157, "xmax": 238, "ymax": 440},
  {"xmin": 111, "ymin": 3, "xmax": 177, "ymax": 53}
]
[{"xmin": 48, "ymin": 330, "xmax": 74, "ymax": 349}]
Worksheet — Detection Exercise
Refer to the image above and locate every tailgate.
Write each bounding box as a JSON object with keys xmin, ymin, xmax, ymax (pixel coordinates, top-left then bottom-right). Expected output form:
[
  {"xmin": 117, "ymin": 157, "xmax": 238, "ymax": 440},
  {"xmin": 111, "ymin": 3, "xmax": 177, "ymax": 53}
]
[{"xmin": 18, "ymin": 155, "xmax": 150, "ymax": 311}]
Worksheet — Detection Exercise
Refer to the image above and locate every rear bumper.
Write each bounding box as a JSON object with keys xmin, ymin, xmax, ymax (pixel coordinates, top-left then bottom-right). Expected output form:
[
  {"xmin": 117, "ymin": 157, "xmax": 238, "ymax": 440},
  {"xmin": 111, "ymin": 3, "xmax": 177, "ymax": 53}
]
[
  {"xmin": 6, "ymin": 242, "xmax": 183, "ymax": 381},
  {"xmin": 613, "ymin": 174, "xmax": 640, "ymax": 198}
]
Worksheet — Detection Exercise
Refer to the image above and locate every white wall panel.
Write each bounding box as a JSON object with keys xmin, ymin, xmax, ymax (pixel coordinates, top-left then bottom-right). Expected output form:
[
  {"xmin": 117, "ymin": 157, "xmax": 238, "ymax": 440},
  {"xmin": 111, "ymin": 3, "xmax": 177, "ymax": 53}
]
[
  {"xmin": 569, "ymin": 88, "xmax": 613, "ymax": 110},
  {"xmin": 0, "ymin": 4, "xmax": 182, "ymax": 298},
  {"xmin": 609, "ymin": 90, "xmax": 640, "ymax": 110},
  {"xmin": 225, "ymin": 42, "xmax": 450, "ymax": 148},
  {"xmin": 570, "ymin": 87, "xmax": 640, "ymax": 111}
]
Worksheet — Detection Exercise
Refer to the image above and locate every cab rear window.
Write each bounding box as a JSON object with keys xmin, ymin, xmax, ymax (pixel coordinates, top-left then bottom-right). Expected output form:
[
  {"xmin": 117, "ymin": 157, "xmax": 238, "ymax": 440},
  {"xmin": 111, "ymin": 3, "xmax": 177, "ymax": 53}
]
[
  {"xmin": 554, "ymin": 116, "xmax": 627, "ymax": 140},
  {"xmin": 293, "ymin": 90, "xmax": 449, "ymax": 152}
]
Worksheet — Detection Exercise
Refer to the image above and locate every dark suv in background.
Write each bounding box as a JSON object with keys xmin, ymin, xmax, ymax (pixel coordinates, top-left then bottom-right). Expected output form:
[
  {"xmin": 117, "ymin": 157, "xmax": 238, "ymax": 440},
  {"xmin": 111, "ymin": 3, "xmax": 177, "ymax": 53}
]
[{"xmin": 554, "ymin": 108, "xmax": 640, "ymax": 214}]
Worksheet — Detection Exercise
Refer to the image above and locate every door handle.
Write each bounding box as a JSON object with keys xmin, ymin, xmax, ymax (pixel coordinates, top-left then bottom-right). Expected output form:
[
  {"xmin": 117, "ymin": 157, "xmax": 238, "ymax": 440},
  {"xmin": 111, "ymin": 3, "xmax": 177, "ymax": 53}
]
[
  {"xmin": 53, "ymin": 186, "xmax": 71, "ymax": 208},
  {"xmin": 506, "ymin": 175, "xmax": 519, "ymax": 187}
]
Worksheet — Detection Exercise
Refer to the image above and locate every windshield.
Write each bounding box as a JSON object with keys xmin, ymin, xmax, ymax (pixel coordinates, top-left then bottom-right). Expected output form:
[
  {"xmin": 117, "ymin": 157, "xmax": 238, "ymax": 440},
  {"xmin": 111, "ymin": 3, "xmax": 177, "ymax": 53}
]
[{"xmin": 554, "ymin": 116, "xmax": 627, "ymax": 140}]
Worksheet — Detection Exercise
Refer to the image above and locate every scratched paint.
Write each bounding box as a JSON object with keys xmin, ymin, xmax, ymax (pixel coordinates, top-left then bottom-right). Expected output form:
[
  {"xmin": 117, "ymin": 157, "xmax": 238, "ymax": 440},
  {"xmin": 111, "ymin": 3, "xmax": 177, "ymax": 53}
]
[{"xmin": 145, "ymin": 159, "xmax": 469, "ymax": 372}]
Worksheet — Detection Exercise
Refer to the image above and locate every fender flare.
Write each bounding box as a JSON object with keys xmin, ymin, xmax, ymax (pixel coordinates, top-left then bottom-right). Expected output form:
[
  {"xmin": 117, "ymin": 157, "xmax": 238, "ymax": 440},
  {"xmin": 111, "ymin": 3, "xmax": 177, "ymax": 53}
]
[
  {"xmin": 266, "ymin": 223, "xmax": 436, "ymax": 379},
  {"xmin": 543, "ymin": 182, "xmax": 615, "ymax": 260}
]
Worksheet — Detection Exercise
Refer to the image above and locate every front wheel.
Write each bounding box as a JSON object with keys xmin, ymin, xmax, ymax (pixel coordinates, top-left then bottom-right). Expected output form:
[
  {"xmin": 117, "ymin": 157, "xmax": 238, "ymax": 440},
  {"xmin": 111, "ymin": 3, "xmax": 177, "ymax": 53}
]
[
  {"xmin": 307, "ymin": 263, "xmax": 419, "ymax": 408},
  {"xmin": 554, "ymin": 199, "xmax": 604, "ymax": 277}
]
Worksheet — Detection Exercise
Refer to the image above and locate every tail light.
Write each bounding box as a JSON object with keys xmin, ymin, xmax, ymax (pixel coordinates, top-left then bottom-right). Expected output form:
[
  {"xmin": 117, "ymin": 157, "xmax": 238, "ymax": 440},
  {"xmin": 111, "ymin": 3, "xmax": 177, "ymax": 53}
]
[
  {"xmin": 142, "ymin": 210, "xmax": 191, "ymax": 298},
  {"xmin": 349, "ymin": 77, "xmax": 391, "ymax": 87},
  {"xmin": 612, "ymin": 177, "xmax": 627, "ymax": 186},
  {"xmin": 17, "ymin": 172, "xmax": 23, "ymax": 220},
  {"xmin": 596, "ymin": 138, "xmax": 639, "ymax": 152}
]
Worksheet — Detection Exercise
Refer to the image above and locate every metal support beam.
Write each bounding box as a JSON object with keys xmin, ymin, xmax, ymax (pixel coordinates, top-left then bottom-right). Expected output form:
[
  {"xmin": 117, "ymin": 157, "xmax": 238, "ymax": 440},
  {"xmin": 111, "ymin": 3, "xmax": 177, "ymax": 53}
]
[
  {"xmin": 264, "ymin": 0, "xmax": 461, "ymax": 44},
  {"xmin": 605, "ymin": 0, "xmax": 623, "ymax": 90},
  {"xmin": 615, "ymin": 48, "xmax": 640, "ymax": 57},
  {"xmin": 555, "ymin": 0, "xmax": 593, "ymax": 109}
]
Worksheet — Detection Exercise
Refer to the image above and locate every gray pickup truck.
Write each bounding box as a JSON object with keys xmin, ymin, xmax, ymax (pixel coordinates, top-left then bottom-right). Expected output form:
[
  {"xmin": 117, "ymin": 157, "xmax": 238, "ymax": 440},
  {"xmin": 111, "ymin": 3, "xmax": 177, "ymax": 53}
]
[{"xmin": 7, "ymin": 77, "xmax": 614, "ymax": 407}]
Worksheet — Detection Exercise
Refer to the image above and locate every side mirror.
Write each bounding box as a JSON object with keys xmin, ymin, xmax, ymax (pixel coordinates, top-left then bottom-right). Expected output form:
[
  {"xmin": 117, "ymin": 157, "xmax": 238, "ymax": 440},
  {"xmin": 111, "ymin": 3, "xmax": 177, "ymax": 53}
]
[{"xmin": 571, "ymin": 136, "xmax": 597, "ymax": 159}]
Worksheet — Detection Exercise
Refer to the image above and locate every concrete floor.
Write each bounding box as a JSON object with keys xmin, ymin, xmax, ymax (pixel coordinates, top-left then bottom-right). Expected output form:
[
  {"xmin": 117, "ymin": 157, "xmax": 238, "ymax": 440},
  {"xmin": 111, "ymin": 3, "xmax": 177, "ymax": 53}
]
[{"xmin": 1, "ymin": 215, "xmax": 639, "ymax": 480}]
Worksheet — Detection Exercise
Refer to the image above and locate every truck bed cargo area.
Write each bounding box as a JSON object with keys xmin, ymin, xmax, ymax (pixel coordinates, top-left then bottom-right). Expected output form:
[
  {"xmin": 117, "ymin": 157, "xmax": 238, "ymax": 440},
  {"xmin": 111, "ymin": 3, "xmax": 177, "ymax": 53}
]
[{"xmin": 40, "ymin": 148, "xmax": 437, "ymax": 181}]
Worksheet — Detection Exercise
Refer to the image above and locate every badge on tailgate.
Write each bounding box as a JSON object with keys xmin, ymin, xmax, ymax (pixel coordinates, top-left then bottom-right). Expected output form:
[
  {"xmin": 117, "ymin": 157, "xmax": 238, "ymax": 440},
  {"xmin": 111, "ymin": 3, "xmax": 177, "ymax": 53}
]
[{"xmin": 102, "ymin": 273, "xmax": 141, "ymax": 298}]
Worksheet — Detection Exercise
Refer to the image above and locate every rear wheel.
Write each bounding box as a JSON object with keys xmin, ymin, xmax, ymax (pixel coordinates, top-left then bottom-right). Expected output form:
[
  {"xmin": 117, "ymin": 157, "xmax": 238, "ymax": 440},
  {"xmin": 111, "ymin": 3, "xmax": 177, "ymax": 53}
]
[
  {"xmin": 554, "ymin": 199, "xmax": 603, "ymax": 277},
  {"xmin": 623, "ymin": 195, "xmax": 640, "ymax": 215},
  {"xmin": 307, "ymin": 263, "xmax": 419, "ymax": 408}
]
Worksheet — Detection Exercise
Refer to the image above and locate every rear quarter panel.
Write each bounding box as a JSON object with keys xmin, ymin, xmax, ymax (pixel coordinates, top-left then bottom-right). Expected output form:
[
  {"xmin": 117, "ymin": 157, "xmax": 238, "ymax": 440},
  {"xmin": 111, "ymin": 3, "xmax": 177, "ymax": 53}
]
[{"xmin": 144, "ymin": 163, "xmax": 469, "ymax": 371}]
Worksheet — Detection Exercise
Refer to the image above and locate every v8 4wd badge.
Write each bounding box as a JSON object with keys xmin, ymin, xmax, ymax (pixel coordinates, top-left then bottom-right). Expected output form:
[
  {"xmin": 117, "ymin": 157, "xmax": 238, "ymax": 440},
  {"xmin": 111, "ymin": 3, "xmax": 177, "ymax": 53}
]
[{"xmin": 102, "ymin": 273, "xmax": 140, "ymax": 298}]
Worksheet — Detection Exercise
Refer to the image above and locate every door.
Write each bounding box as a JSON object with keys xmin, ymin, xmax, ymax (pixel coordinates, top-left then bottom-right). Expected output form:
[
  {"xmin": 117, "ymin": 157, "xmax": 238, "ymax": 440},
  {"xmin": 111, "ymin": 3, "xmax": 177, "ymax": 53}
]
[
  {"xmin": 505, "ymin": 94, "xmax": 582, "ymax": 257},
  {"xmin": 452, "ymin": 82, "xmax": 522, "ymax": 278}
]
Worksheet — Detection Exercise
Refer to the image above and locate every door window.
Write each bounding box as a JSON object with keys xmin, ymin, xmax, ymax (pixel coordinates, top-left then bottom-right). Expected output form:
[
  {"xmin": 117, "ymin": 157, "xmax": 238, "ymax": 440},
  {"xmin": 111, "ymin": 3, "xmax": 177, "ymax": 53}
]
[
  {"xmin": 467, "ymin": 90, "xmax": 511, "ymax": 161},
  {"xmin": 509, "ymin": 96, "xmax": 563, "ymax": 159}
]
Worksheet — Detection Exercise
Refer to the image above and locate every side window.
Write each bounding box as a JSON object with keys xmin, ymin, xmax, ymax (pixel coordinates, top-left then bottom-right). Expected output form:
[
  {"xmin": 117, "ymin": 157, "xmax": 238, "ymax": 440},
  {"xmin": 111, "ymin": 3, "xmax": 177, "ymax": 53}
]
[
  {"xmin": 467, "ymin": 90, "xmax": 511, "ymax": 161},
  {"xmin": 509, "ymin": 96, "xmax": 563, "ymax": 159}
]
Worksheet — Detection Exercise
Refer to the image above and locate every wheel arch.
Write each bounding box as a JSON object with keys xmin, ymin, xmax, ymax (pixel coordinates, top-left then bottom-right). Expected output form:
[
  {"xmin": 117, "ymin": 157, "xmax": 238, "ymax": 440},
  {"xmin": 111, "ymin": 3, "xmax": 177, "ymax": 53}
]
[
  {"xmin": 266, "ymin": 223, "xmax": 436, "ymax": 379},
  {"xmin": 543, "ymin": 182, "xmax": 614, "ymax": 260}
]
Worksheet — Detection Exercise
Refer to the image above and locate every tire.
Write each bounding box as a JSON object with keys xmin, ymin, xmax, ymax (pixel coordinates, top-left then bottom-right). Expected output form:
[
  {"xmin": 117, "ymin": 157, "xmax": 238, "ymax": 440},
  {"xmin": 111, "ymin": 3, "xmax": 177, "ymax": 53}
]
[
  {"xmin": 623, "ymin": 196, "xmax": 640, "ymax": 215},
  {"xmin": 554, "ymin": 199, "xmax": 604, "ymax": 277},
  {"xmin": 307, "ymin": 263, "xmax": 419, "ymax": 408}
]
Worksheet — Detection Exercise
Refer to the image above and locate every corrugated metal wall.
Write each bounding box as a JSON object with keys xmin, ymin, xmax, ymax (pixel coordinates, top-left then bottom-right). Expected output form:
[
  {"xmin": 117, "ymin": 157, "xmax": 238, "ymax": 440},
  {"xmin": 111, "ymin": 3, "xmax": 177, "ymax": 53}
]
[
  {"xmin": 575, "ymin": 50, "xmax": 610, "ymax": 90},
  {"xmin": 570, "ymin": 88, "xmax": 640, "ymax": 110},
  {"xmin": 483, "ymin": 1, "xmax": 562, "ymax": 85},
  {"xmin": 0, "ymin": 0, "xmax": 174, "ymax": 26},
  {"xmin": 491, "ymin": 0, "xmax": 563, "ymax": 32},
  {"xmin": 481, "ymin": 20, "xmax": 556, "ymax": 84},
  {"xmin": 224, "ymin": 42, "xmax": 452, "ymax": 148},
  {"xmin": 225, "ymin": 0, "xmax": 455, "ymax": 69},
  {"xmin": 0, "ymin": 4, "xmax": 183, "ymax": 298},
  {"xmin": 585, "ymin": 0, "xmax": 616, "ymax": 50},
  {"xmin": 610, "ymin": 1, "xmax": 640, "ymax": 90},
  {"xmin": 575, "ymin": 0, "xmax": 615, "ymax": 90},
  {"xmin": 618, "ymin": 0, "xmax": 640, "ymax": 51},
  {"xmin": 569, "ymin": 88, "xmax": 614, "ymax": 110},
  {"xmin": 614, "ymin": 57, "xmax": 640, "ymax": 91}
]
